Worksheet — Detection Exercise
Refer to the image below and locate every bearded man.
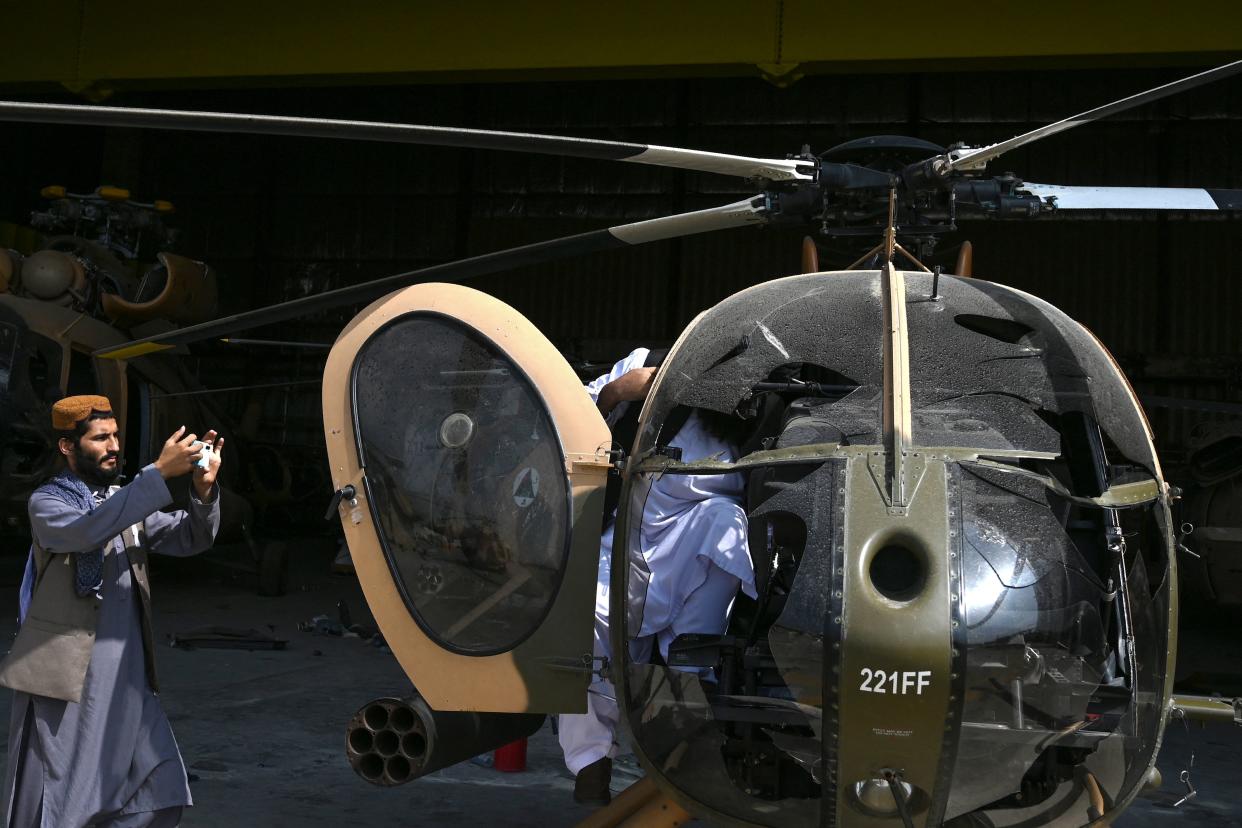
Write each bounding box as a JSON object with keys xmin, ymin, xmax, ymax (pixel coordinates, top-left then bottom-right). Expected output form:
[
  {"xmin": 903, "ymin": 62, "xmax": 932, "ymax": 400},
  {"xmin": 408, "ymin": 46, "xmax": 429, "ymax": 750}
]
[{"xmin": 0, "ymin": 395, "xmax": 223, "ymax": 827}]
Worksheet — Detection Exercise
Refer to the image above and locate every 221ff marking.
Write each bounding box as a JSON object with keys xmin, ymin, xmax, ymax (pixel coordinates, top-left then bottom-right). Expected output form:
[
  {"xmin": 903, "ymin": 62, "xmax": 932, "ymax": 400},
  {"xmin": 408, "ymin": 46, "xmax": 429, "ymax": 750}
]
[{"xmin": 859, "ymin": 668, "xmax": 932, "ymax": 695}]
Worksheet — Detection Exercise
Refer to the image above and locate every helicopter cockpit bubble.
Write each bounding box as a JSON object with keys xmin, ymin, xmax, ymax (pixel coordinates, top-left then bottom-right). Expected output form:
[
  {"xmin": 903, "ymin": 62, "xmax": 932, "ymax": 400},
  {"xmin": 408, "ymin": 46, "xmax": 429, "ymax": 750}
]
[{"xmin": 616, "ymin": 269, "xmax": 1172, "ymax": 826}]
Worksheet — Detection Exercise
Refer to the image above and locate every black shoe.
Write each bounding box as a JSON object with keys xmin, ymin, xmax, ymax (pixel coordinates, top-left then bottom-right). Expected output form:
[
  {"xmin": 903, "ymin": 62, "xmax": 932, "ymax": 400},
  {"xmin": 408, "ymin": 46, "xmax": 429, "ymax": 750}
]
[{"xmin": 573, "ymin": 757, "xmax": 613, "ymax": 805}]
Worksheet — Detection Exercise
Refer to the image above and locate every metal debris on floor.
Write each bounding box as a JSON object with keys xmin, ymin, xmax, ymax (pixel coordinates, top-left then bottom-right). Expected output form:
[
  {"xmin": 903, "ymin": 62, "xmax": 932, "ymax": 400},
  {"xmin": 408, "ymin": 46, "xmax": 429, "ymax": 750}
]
[
  {"xmin": 298, "ymin": 600, "xmax": 388, "ymax": 650},
  {"xmin": 169, "ymin": 625, "xmax": 288, "ymax": 651}
]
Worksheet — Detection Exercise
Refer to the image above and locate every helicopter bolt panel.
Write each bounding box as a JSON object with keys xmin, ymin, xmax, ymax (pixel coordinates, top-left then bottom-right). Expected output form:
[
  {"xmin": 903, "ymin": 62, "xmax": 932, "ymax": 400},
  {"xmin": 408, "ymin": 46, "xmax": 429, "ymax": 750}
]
[{"xmin": 836, "ymin": 457, "xmax": 953, "ymax": 824}]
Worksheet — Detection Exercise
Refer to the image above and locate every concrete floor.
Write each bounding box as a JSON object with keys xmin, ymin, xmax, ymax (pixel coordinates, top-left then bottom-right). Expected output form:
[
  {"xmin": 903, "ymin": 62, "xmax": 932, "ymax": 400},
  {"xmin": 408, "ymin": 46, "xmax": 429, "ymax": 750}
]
[{"xmin": 0, "ymin": 539, "xmax": 1237, "ymax": 827}]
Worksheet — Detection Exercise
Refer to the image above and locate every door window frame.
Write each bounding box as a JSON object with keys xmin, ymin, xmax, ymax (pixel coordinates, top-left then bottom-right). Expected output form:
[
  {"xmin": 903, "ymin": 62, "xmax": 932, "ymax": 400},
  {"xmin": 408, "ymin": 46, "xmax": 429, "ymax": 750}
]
[{"xmin": 348, "ymin": 310, "xmax": 576, "ymax": 657}]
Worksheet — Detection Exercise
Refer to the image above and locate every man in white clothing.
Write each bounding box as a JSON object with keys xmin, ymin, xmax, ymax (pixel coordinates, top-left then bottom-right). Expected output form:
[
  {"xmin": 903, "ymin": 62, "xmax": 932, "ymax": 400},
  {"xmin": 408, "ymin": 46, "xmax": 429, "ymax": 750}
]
[{"xmin": 559, "ymin": 349, "xmax": 754, "ymax": 804}]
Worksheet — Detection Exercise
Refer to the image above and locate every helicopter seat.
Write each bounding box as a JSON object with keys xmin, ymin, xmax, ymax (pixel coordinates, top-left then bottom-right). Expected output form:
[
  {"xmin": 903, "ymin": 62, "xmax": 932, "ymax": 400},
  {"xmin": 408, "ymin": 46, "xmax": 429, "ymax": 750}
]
[
  {"xmin": 668, "ymin": 386, "xmax": 864, "ymax": 690},
  {"xmin": 740, "ymin": 391, "xmax": 866, "ymax": 623}
]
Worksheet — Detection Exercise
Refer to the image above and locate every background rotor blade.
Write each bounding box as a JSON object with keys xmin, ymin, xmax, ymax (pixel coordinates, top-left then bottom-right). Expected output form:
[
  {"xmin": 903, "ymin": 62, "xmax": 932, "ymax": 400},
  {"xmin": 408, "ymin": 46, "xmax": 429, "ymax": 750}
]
[
  {"xmin": 94, "ymin": 195, "xmax": 769, "ymax": 359},
  {"xmin": 1020, "ymin": 183, "xmax": 1242, "ymax": 210},
  {"xmin": 0, "ymin": 100, "xmax": 812, "ymax": 182},
  {"xmin": 944, "ymin": 59, "xmax": 1242, "ymax": 172}
]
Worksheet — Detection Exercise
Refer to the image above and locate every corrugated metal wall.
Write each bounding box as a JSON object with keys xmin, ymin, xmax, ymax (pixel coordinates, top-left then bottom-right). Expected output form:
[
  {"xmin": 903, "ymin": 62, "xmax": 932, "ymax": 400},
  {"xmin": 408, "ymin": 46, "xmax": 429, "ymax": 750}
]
[{"xmin": 0, "ymin": 66, "xmax": 1239, "ymax": 462}]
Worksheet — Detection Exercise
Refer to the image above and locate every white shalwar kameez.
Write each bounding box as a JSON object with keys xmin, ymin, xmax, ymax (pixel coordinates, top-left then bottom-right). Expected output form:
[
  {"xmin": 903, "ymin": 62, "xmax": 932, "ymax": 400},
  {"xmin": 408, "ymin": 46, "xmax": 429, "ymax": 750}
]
[{"xmin": 558, "ymin": 348, "xmax": 755, "ymax": 775}]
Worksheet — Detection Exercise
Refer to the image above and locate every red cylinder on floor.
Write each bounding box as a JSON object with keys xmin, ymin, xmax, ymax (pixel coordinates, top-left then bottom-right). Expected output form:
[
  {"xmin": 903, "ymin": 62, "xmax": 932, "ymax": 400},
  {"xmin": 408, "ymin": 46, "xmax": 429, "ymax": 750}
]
[{"xmin": 493, "ymin": 737, "xmax": 528, "ymax": 772}]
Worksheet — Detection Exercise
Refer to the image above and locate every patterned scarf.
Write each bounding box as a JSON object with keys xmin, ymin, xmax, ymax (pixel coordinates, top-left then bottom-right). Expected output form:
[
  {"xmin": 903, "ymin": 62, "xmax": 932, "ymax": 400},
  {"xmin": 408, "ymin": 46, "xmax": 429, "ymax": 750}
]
[{"xmin": 35, "ymin": 470, "xmax": 106, "ymax": 598}]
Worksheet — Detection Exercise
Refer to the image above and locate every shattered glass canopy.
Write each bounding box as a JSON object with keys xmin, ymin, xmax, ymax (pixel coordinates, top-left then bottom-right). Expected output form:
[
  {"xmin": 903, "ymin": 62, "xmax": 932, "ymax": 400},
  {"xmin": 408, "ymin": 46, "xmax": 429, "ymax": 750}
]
[
  {"xmin": 905, "ymin": 272, "xmax": 1155, "ymax": 466},
  {"xmin": 642, "ymin": 271, "xmax": 886, "ymax": 444},
  {"xmin": 613, "ymin": 270, "xmax": 1171, "ymax": 827},
  {"xmin": 945, "ymin": 465, "xmax": 1170, "ymax": 822},
  {"xmin": 640, "ymin": 271, "xmax": 1157, "ymax": 469}
]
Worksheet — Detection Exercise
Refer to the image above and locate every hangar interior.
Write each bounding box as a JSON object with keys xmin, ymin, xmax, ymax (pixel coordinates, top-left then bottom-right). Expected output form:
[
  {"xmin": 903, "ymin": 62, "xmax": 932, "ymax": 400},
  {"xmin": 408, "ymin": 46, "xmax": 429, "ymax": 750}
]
[{"xmin": 0, "ymin": 4, "xmax": 1240, "ymax": 826}]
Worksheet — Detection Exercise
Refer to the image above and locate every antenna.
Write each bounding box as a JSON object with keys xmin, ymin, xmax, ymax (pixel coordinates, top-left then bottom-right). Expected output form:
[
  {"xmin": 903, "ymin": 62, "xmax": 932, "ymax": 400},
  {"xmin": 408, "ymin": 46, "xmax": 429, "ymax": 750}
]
[{"xmin": 884, "ymin": 188, "xmax": 897, "ymax": 264}]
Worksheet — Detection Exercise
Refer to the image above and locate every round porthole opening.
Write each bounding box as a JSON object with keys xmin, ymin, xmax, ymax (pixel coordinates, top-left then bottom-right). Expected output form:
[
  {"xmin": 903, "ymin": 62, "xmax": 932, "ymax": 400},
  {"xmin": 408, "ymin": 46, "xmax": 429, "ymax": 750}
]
[{"xmin": 869, "ymin": 543, "xmax": 925, "ymax": 602}]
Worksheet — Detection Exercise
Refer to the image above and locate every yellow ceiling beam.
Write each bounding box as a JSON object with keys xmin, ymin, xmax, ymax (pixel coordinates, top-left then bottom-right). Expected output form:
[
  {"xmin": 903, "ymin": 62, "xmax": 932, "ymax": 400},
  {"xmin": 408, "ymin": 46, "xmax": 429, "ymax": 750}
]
[
  {"xmin": 782, "ymin": 0, "xmax": 1242, "ymax": 65},
  {"xmin": 1, "ymin": 0, "xmax": 1239, "ymax": 90}
]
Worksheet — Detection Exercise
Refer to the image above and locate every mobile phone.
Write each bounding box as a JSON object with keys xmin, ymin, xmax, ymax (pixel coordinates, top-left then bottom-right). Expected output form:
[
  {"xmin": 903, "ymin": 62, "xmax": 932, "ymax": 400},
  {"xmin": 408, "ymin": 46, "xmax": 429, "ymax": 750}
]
[{"xmin": 190, "ymin": 440, "xmax": 214, "ymax": 470}]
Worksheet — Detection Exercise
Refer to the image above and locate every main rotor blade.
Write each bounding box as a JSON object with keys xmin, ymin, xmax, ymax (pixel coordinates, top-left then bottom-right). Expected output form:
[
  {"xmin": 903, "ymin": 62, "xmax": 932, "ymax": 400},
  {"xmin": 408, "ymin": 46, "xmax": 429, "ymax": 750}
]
[
  {"xmin": 1020, "ymin": 183, "xmax": 1242, "ymax": 211},
  {"xmin": 94, "ymin": 195, "xmax": 769, "ymax": 360},
  {"xmin": 944, "ymin": 59, "xmax": 1242, "ymax": 172},
  {"xmin": 0, "ymin": 100, "xmax": 813, "ymax": 182}
]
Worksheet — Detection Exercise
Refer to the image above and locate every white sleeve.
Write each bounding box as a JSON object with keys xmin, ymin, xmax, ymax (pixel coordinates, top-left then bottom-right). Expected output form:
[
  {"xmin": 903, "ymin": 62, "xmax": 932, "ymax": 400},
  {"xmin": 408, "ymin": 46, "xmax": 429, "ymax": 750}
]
[{"xmin": 583, "ymin": 347, "xmax": 651, "ymax": 403}]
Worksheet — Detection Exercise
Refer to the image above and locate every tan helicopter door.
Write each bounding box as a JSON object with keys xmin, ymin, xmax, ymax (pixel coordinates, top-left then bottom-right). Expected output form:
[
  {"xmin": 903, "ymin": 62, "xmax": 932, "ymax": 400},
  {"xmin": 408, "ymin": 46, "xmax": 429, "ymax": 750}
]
[{"xmin": 323, "ymin": 283, "xmax": 612, "ymax": 715}]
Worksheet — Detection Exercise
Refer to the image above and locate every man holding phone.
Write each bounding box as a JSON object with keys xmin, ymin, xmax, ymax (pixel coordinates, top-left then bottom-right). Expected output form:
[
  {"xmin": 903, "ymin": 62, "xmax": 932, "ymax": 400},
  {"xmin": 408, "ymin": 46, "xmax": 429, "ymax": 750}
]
[{"xmin": 0, "ymin": 395, "xmax": 223, "ymax": 827}]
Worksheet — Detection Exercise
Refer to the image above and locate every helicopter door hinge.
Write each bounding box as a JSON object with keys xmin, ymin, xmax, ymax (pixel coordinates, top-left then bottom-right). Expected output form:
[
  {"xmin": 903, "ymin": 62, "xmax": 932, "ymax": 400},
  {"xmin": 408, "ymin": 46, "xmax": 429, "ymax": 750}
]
[
  {"xmin": 565, "ymin": 450, "xmax": 614, "ymax": 478},
  {"xmin": 602, "ymin": 445, "xmax": 686, "ymax": 476}
]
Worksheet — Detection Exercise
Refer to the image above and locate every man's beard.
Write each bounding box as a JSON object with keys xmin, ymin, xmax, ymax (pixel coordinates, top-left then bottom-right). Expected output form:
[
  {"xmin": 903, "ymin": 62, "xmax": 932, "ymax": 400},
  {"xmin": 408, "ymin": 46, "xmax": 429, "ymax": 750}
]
[{"xmin": 74, "ymin": 446, "xmax": 122, "ymax": 487}]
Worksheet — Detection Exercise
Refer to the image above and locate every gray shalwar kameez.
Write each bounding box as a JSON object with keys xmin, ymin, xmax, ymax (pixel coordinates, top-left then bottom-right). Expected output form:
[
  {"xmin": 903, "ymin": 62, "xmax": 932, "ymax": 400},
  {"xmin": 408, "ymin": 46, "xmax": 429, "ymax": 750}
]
[{"xmin": 2, "ymin": 467, "xmax": 219, "ymax": 828}]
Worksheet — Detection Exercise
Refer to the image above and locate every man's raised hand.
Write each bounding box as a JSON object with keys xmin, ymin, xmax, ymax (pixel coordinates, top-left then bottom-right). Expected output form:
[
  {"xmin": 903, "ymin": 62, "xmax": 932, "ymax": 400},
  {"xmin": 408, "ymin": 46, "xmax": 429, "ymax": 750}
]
[{"xmin": 153, "ymin": 426, "xmax": 202, "ymax": 479}]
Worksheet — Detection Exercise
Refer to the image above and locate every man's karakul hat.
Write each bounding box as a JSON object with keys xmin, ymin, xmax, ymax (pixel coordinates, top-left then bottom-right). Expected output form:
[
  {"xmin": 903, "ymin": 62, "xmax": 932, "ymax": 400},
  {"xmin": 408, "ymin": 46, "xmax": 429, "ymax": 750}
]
[{"xmin": 51, "ymin": 395, "xmax": 113, "ymax": 430}]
